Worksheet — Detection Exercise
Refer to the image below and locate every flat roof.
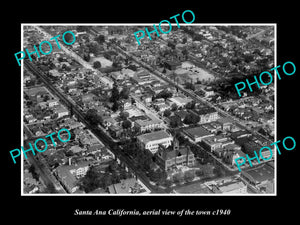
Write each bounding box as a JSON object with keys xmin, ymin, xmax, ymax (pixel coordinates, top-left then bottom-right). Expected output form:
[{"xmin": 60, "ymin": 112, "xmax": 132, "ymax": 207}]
[
  {"xmin": 243, "ymin": 164, "xmax": 274, "ymax": 183},
  {"xmin": 184, "ymin": 126, "xmax": 211, "ymax": 138},
  {"xmin": 137, "ymin": 130, "xmax": 172, "ymax": 143}
]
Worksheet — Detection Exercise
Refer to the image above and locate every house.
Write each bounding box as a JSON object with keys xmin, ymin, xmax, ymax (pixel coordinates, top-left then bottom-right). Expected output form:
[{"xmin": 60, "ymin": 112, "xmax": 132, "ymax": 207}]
[
  {"xmin": 155, "ymin": 139, "xmax": 195, "ymax": 171},
  {"xmin": 182, "ymin": 126, "xmax": 214, "ymax": 143},
  {"xmin": 108, "ymin": 125, "xmax": 123, "ymax": 138},
  {"xmin": 120, "ymin": 99, "xmax": 132, "ymax": 110},
  {"xmin": 55, "ymin": 106, "xmax": 69, "ymax": 118},
  {"xmin": 137, "ymin": 130, "xmax": 173, "ymax": 154},
  {"xmin": 102, "ymin": 116, "xmax": 118, "ymax": 128}
]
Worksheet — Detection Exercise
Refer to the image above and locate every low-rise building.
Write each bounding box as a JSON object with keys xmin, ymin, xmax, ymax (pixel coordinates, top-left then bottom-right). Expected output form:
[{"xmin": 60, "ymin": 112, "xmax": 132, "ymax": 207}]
[
  {"xmin": 183, "ymin": 126, "xmax": 214, "ymax": 143},
  {"xmin": 240, "ymin": 163, "xmax": 274, "ymax": 194},
  {"xmin": 192, "ymin": 107, "xmax": 219, "ymax": 124},
  {"xmin": 133, "ymin": 114, "xmax": 164, "ymax": 133},
  {"xmin": 137, "ymin": 130, "xmax": 173, "ymax": 154},
  {"xmin": 55, "ymin": 160, "xmax": 91, "ymax": 193}
]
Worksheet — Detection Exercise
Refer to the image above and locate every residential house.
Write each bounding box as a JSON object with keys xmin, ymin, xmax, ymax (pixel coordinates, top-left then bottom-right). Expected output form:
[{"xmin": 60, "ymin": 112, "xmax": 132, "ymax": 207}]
[{"xmin": 55, "ymin": 106, "xmax": 69, "ymax": 118}]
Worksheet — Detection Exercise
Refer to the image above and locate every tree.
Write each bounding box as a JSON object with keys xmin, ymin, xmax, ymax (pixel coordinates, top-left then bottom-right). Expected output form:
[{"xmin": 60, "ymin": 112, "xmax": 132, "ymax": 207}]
[
  {"xmin": 110, "ymin": 84, "xmax": 120, "ymax": 102},
  {"xmin": 119, "ymin": 111, "xmax": 129, "ymax": 120},
  {"xmin": 169, "ymin": 115, "xmax": 182, "ymax": 128},
  {"xmin": 83, "ymin": 53, "xmax": 90, "ymax": 62},
  {"xmin": 163, "ymin": 109, "xmax": 171, "ymax": 117},
  {"xmin": 156, "ymin": 90, "xmax": 172, "ymax": 100},
  {"xmin": 28, "ymin": 165, "xmax": 39, "ymax": 181},
  {"xmin": 95, "ymin": 35, "xmax": 105, "ymax": 44},
  {"xmin": 112, "ymin": 101, "xmax": 119, "ymax": 112},
  {"xmin": 85, "ymin": 109, "xmax": 102, "ymax": 125},
  {"xmin": 120, "ymin": 87, "xmax": 130, "ymax": 99},
  {"xmin": 170, "ymin": 103, "xmax": 178, "ymax": 111},
  {"xmin": 62, "ymin": 31, "xmax": 74, "ymax": 44},
  {"xmin": 122, "ymin": 120, "xmax": 132, "ymax": 129},
  {"xmin": 172, "ymin": 172, "xmax": 184, "ymax": 184},
  {"xmin": 184, "ymin": 170, "xmax": 195, "ymax": 183},
  {"xmin": 185, "ymin": 101, "xmax": 196, "ymax": 110},
  {"xmin": 183, "ymin": 113, "xmax": 200, "ymax": 125},
  {"xmin": 185, "ymin": 82, "xmax": 195, "ymax": 91},
  {"xmin": 93, "ymin": 61, "xmax": 102, "ymax": 69}
]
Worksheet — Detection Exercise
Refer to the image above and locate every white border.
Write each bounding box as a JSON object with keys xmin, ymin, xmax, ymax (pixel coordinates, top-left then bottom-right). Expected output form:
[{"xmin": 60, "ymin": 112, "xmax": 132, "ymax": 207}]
[{"xmin": 21, "ymin": 23, "xmax": 277, "ymax": 196}]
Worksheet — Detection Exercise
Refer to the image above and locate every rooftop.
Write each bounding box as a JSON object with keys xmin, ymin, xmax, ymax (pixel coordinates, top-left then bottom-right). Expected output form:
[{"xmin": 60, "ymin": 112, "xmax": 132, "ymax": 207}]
[
  {"xmin": 137, "ymin": 130, "xmax": 172, "ymax": 143},
  {"xmin": 184, "ymin": 126, "xmax": 211, "ymax": 138},
  {"xmin": 242, "ymin": 164, "xmax": 274, "ymax": 183}
]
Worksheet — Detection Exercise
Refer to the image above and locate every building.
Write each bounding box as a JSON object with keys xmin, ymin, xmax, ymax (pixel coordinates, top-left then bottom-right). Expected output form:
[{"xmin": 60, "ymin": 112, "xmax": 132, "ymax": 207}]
[
  {"xmin": 133, "ymin": 114, "xmax": 164, "ymax": 133},
  {"xmin": 137, "ymin": 130, "xmax": 173, "ymax": 154},
  {"xmin": 217, "ymin": 117, "xmax": 234, "ymax": 131},
  {"xmin": 55, "ymin": 106, "xmax": 69, "ymax": 118},
  {"xmin": 55, "ymin": 160, "xmax": 91, "ymax": 193},
  {"xmin": 183, "ymin": 126, "xmax": 214, "ymax": 143},
  {"xmin": 107, "ymin": 178, "xmax": 150, "ymax": 194},
  {"xmin": 168, "ymin": 96, "xmax": 193, "ymax": 108},
  {"xmin": 47, "ymin": 99, "xmax": 59, "ymax": 107},
  {"xmin": 240, "ymin": 163, "xmax": 274, "ymax": 193},
  {"xmin": 99, "ymin": 76, "xmax": 114, "ymax": 89},
  {"xmin": 155, "ymin": 139, "xmax": 195, "ymax": 171},
  {"xmin": 191, "ymin": 107, "xmax": 219, "ymax": 124},
  {"xmin": 164, "ymin": 60, "xmax": 181, "ymax": 70},
  {"xmin": 201, "ymin": 135, "xmax": 234, "ymax": 152},
  {"xmin": 205, "ymin": 180, "xmax": 247, "ymax": 194}
]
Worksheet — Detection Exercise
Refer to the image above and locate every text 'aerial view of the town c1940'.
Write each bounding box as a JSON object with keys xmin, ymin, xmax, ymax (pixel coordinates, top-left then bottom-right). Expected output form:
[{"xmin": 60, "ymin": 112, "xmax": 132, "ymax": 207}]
[{"xmin": 22, "ymin": 24, "xmax": 275, "ymax": 195}]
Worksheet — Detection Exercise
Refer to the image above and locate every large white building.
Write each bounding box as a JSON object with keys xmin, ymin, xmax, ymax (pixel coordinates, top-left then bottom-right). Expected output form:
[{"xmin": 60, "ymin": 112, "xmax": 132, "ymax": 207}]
[{"xmin": 137, "ymin": 130, "xmax": 173, "ymax": 154}]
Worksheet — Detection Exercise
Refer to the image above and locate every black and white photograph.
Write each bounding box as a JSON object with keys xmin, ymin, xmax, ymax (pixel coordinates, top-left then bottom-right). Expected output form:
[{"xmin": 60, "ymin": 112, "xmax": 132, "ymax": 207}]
[
  {"xmin": 21, "ymin": 24, "xmax": 276, "ymax": 196},
  {"xmin": 3, "ymin": 3, "xmax": 298, "ymax": 224}
]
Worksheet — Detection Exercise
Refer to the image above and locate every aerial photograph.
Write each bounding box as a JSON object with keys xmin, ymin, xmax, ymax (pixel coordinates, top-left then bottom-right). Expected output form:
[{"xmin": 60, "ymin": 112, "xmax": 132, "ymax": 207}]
[{"xmin": 22, "ymin": 24, "xmax": 275, "ymax": 195}]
